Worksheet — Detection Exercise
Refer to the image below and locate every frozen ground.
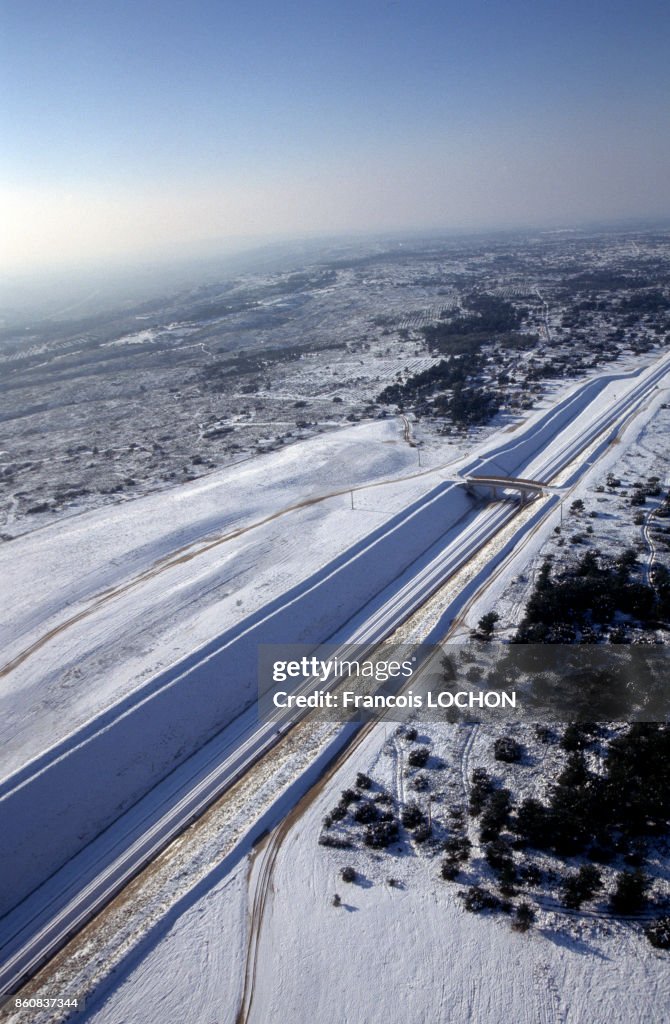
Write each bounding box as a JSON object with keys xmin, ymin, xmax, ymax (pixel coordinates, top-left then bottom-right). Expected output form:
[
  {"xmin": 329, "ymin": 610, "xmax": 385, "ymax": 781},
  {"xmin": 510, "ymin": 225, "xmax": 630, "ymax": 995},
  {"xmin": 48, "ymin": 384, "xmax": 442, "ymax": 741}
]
[
  {"xmin": 3, "ymin": 228, "xmax": 670, "ymax": 1018},
  {"xmin": 2, "ymin": 348, "xmax": 669, "ymax": 919},
  {"xmin": 80, "ymin": 718, "xmax": 670, "ymax": 1024},
  {"xmin": 3, "ymin": 229, "xmax": 668, "ymax": 535},
  {"xmin": 3, "ymin": 350, "xmax": 665, "ymax": 778},
  {"xmin": 0, "ymin": 417, "xmax": 432, "ymax": 774},
  {"xmin": 57, "ymin": 356, "xmax": 670, "ymax": 1024},
  {"xmin": 248, "ymin": 728, "xmax": 669, "ymax": 1024}
]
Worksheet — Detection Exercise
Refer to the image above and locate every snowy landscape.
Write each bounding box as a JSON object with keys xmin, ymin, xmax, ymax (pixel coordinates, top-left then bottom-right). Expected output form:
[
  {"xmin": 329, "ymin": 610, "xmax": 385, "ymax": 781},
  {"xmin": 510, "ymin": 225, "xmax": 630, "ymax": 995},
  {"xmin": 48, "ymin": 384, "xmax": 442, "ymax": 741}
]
[{"xmin": 1, "ymin": 229, "xmax": 670, "ymax": 1023}]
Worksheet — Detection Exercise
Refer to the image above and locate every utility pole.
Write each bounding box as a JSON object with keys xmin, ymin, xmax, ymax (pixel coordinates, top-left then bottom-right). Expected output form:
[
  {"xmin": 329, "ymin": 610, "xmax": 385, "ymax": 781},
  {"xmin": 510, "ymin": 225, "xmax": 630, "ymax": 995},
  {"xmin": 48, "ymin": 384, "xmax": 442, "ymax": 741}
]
[{"xmin": 350, "ymin": 490, "xmax": 354, "ymax": 510}]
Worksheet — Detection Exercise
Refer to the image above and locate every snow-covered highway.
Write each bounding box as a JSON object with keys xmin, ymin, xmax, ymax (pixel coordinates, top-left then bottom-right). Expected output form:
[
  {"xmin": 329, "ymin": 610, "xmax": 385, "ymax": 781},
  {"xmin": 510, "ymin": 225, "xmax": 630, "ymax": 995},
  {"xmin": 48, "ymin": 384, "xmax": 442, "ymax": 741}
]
[{"xmin": 2, "ymin": 348, "xmax": 670, "ymax": 1000}]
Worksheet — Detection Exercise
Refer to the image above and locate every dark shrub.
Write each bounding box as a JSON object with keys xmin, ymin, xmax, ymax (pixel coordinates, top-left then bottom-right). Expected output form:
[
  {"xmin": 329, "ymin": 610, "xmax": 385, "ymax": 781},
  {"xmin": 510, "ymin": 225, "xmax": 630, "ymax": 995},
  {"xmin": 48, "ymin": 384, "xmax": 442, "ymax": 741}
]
[
  {"xmin": 518, "ymin": 862, "xmax": 542, "ymax": 886},
  {"xmin": 494, "ymin": 736, "xmax": 524, "ymax": 763},
  {"xmin": 401, "ymin": 802, "xmax": 426, "ymax": 829},
  {"xmin": 480, "ymin": 789, "xmax": 512, "ymax": 842},
  {"xmin": 413, "ymin": 822, "xmax": 432, "ymax": 843},
  {"xmin": 477, "ymin": 611, "xmax": 500, "ymax": 637},
  {"xmin": 561, "ymin": 865, "xmax": 602, "ymax": 910},
  {"xmin": 441, "ymin": 859, "xmax": 460, "ymax": 881},
  {"xmin": 610, "ymin": 870, "xmax": 649, "ymax": 914},
  {"xmin": 484, "ymin": 837, "xmax": 513, "ymax": 871},
  {"xmin": 319, "ymin": 835, "xmax": 353, "ymax": 849},
  {"xmin": 364, "ymin": 820, "xmax": 399, "ymax": 848},
  {"xmin": 514, "ymin": 798, "xmax": 553, "ymax": 847},
  {"xmin": 511, "ymin": 901, "xmax": 535, "ymax": 932},
  {"xmin": 443, "ymin": 835, "xmax": 472, "ymax": 862},
  {"xmin": 561, "ymin": 723, "xmax": 588, "ymax": 751},
  {"xmin": 469, "ymin": 767, "xmax": 494, "ymax": 815},
  {"xmin": 645, "ymin": 917, "xmax": 670, "ymax": 949},
  {"xmin": 461, "ymin": 886, "xmax": 502, "ymax": 913},
  {"xmin": 354, "ymin": 801, "xmax": 379, "ymax": 825},
  {"xmin": 408, "ymin": 746, "xmax": 430, "ymax": 768}
]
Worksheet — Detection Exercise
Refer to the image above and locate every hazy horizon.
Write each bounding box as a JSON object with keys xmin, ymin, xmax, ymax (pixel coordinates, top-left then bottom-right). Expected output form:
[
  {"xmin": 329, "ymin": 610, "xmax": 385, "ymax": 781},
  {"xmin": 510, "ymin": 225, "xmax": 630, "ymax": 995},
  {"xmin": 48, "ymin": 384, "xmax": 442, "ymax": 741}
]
[{"xmin": 3, "ymin": 0, "xmax": 669, "ymax": 278}]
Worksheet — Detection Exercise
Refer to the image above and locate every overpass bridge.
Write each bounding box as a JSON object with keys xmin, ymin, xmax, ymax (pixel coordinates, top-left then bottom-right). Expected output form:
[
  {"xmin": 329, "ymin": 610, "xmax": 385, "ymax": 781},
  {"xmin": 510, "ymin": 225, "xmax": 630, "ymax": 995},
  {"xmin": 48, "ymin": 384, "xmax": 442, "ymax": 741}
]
[{"xmin": 460, "ymin": 474, "xmax": 559, "ymax": 503}]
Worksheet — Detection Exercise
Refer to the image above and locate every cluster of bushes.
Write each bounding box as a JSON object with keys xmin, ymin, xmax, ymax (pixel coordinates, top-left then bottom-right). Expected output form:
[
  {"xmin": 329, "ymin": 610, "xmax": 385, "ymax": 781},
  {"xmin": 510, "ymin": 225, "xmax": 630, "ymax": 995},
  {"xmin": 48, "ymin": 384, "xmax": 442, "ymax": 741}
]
[
  {"xmin": 377, "ymin": 355, "xmax": 471, "ymax": 407},
  {"xmin": 407, "ymin": 746, "xmax": 430, "ymax": 768},
  {"xmin": 514, "ymin": 546, "xmax": 669, "ymax": 641},
  {"xmin": 401, "ymin": 801, "xmax": 432, "ymax": 843},
  {"xmin": 441, "ymin": 835, "xmax": 472, "ymax": 880},
  {"xmin": 459, "ymin": 887, "xmax": 535, "ymax": 932},
  {"xmin": 460, "ymin": 885, "xmax": 507, "ymax": 913},
  {"xmin": 364, "ymin": 819, "xmax": 400, "ymax": 848},
  {"xmin": 480, "ymin": 789, "xmax": 513, "ymax": 843},
  {"xmin": 468, "ymin": 768, "xmax": 513, "ymax": 844},
  {"xmin": 452, "ymin": 721, "xmax": 670, "ymax": 936},
  {"xmin": 440, "ymin": 384, "xmax": 500, "ymax": 428},
  {"xmin": 513, "ymin": 723, "xmax": 669, "ymax": 861},
  {"xmin": 469, "ymin": 767, "xmax": 494, "ymax": 815},
  {"xmin": 493, "ymin": 736, "xmax": 524, "ymax": 763},
  {"xmin": 503, "ymin": 723, "xmax": 670, "ymax": 923},
  {"xmin": 377, "ymin": 354, "xmax": 500, "ymax": 428},
  {"xmin": 620, "ymin": 290, "xmax": 670, "ymax": 315},
  {"xmin": 321, "ymin": 773, "xmax": 400, "ymax": 850},
  {"xmin": 560, "ymin": 865, "xmax": 602, "ymax": 910},
  {"xmin": 440, "ymin": 805, "xmax": 471, "ymax": 880},
  {"xmin": 321, "ymin": 761, "xmax": 437, "ymax": 850},
  {"xmin": 375, "ymin": 293, "xmax": 530, "ymax": 428},
  {"xmin": 423, "ymin": 294, "xmax": 526, "ymax": 355}
]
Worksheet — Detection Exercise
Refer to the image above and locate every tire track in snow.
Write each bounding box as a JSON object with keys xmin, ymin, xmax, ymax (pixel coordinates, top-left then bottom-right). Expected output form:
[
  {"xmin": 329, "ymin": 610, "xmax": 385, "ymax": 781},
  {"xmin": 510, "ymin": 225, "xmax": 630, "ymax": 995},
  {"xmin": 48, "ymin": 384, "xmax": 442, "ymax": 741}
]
[{"xmin": 532, "ymin": 960, "xmax": 565, "ymax": 1024}]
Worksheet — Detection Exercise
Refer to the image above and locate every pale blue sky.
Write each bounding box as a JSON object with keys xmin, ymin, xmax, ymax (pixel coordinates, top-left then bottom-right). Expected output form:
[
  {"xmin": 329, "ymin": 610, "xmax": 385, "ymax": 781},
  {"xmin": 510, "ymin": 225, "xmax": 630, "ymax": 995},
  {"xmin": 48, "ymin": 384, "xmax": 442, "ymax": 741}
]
[{"xmin": 2, "ymin": 0, "xmax": 669, "ymax": 271}]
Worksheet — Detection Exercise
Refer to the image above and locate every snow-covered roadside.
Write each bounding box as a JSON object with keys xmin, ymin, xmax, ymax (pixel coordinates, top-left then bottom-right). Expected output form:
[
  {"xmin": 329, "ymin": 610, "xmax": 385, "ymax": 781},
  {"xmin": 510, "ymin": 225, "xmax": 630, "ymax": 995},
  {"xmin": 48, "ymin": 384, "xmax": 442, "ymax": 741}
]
[
  {"xmin": 79, "ymin": 716, "xmax": 670, "ymax": 1024},
  {"xmin": 3, "ymin": 351, "xmax": 669, "ymax": 920},
  {"xmin": 0, "ymin": 418, "xmax": 429, "ymax": 773},
  {"xmin": 244, "ymin": 722, "xmax": 669, "ymax": 1024},
  {"xmin": 75, "ymin": 863, "xmax": 249, "ymax": 1024},
  {"xmin": 71, "ymin": 355, "xmax": 670, "ymax": 1024},
  {"xmin": 3, "ymin": 352, "xmax": 664, "ymax": 779}
]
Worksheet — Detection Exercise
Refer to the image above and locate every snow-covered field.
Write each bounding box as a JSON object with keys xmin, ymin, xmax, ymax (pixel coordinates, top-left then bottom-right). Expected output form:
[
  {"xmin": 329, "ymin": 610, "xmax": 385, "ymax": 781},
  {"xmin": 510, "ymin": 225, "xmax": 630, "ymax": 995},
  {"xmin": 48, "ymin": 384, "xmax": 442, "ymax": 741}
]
[
  {"xmin": 3, "ymin": 346, "xmax": 670, "ymax": 1019},
  {"xmin": 3, "ymin": 350, "xmax": 664, "ymax": 779},
  {"xmin": 81, "ymin": 720, "xmax": 670, "ymax": 1024},
  {"xmin": 248, "ymin": 730, "xmax": 669, "ymax": 1024},
  {"xmin": 0, "ymin": 417, "xmax": 427, "ymax": 772},
  {"xmin": 2, "ymin": 348, "xmax": 667, "ymax": 1019}
]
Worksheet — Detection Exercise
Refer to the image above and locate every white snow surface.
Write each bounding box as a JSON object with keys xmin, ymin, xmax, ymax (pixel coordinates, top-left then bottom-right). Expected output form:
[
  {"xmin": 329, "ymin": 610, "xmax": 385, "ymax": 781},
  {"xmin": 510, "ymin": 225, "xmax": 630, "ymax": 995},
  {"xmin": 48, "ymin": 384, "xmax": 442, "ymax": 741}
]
[
  {"xmin": 3, "ymin": 352, "xmax": 664, "ymax": 777},
  {"xmin": 2, "ymin": 353, "xmax": 669, "ymax": 912},
  {"xmin": 82, "ymin": 722, "xmax": 670, "ymax": 1024},
  {"xmin": 0, "ymin": 417, "xmax": 425, "ymax": 772},
  {"xmin": 5, "ymin": 350, "xmax": 670, "ymax": 1021}
]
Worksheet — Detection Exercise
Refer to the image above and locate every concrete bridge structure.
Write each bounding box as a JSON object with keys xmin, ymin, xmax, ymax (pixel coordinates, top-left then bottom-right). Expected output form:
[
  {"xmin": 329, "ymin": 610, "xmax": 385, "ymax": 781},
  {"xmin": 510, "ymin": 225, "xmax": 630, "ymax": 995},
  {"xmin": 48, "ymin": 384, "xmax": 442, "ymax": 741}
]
[{"xmin": 461, "ymin": 475, "xmax": 558, "ymax": 504}]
